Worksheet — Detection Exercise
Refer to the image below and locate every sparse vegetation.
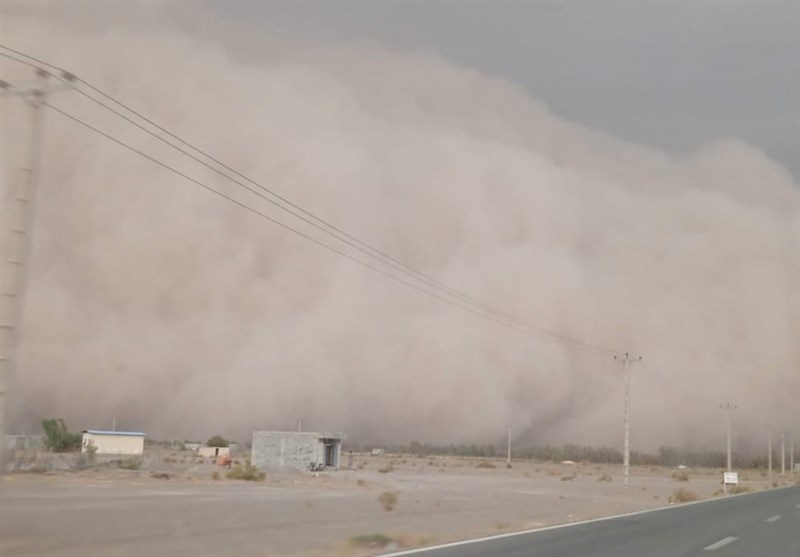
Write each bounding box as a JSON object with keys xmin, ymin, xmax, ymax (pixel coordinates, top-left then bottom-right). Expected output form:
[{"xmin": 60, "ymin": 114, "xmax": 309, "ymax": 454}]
[
  {"xmin": 211, "ymin": 471, "xmax": 220, "ymax": 480},
  {"xmin": 118, "ymin": 458, "xmax": 142, "ymax": 470},
  {"xmin": 226, "ymin": 463, "xmax": 265, "ymax": 481},
  {"xmin": 475, "ymin": 461, "xmax": 496, "ymax": 469},
  {"xmin": 597, "ymin": 473, "xmax": 612, "ymax": 482},
  {"xmin": 671, "ymin": 470, "xmax": 690, "ymax": 482},
  {"xmin": 669, "ymin": 488, "xmax": 699, "ymax": 503},
  {"xmin": 41, "ymin": 418, "xmax": 82, "ymax": 452},
  {"xmin": 378, "ymin": 491, "xmax": 399, "ymax": 511},
  {"xmin": 729, "ymin": 484, "xmax": 750, "ymax": 494},
  {"xmin": 356, "ymin": 479, "xmax": 367, "ymax": 487},
  {"xmin": 349, "ymin": 534, "xmax": 393, "ymax": 549},
  {"xmin": 378, "ymin": 462, "xmax": 395, "ymax": 474},
  {"xmin": 560, "ymin": 473, "xmax": 576, "ymax": 481}
]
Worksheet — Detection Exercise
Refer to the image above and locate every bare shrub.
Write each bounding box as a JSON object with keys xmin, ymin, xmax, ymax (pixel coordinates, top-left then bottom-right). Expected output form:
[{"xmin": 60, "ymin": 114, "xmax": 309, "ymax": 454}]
[
  {"xmin": 226, "ymin": 464, "xmax": 265, "ymax": 481},
  {"xmin": 671, "ymin": 470, "xmax": 690, "ymax": 481},
  {"xmin": 118, "ymin": 458, "xmax": 141, "ymax": 470},
  {"xmin": 378, "ymin": 491, "xmax": 399, "ymax": 511},
  {"xmin": 729, "ymin": 484, "xmax": 750, "ymax": 494},
  {"xmin": 669, "ymin": 488, "xmax": 699, "ymax": 504},
  {"xmin": 356, "ymin": 479, "xmax": 367, "ymax": 487},
  {"xmin": 211, "ymin": 471, "xmax": 220, "ymax": 480},
  {"xmin": 378, "ymin": 462, "xmax": 395, "ymax": 474},
  {"xmin": 350, "ymin": 533, "xmax": 392, "ymax": 548},
  {"xmin": 597, "ymin": 473, "xmax": 612, "ymax": 482},
  {"xmin": 476, "ymin": 461, "xmax": 496, "ymax": 469},
  {"xmin": 561, "ymin": 473, "xmax": 577, "ymax": 481}
]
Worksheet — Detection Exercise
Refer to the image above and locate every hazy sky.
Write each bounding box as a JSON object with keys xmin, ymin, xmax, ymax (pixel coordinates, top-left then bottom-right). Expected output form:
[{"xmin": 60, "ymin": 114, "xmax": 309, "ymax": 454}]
[
  {"xmin": 1, "ymin": 2, "xmax": 797, "ymax": 450},
  {"xmin": 209, "ymin": 1, "xmax": 800, "ymax": 179}
]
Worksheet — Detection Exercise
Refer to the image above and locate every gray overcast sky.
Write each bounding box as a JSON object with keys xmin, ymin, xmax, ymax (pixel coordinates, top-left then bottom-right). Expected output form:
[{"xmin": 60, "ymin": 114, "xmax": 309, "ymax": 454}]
[{"xmin": 208, "ymin": 1, "xmax": 799, "ymax": 179}]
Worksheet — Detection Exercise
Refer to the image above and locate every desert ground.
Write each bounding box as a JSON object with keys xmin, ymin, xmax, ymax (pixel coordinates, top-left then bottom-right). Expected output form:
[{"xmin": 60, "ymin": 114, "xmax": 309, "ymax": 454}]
[{"xmin": 1, "ymin": 448, "xmax": 793, "ymax": 557}]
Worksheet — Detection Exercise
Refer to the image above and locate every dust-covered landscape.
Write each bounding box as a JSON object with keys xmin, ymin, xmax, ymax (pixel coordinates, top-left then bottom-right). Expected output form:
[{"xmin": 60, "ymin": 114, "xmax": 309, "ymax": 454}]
[
  {"xmin": 1, "ymin": 2, "xmax": 798, "ymax": 557},
  {"xmin": 3, "ymin": 446, "xmax": 796, "ymax": 557}
]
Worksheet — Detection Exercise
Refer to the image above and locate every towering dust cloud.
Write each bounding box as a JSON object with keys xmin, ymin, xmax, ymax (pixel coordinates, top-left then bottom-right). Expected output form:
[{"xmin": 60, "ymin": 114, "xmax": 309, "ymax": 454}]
[{"xmin": 1, "ymin": 4, "xmax": 797, "ymax": 451}]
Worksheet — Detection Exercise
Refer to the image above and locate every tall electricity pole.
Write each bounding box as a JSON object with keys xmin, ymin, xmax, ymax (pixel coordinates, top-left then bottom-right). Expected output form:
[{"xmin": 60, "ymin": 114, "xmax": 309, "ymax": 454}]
[
  {"xmin": 614, "ymin": 352, "xmax": 641, "ymax": 491},
  {"xmin": 506, "ymin": 425, "xmax": 511, "ymax": 466},
  {"xmin": 780, "ymin": 432, "xmax": 785, "ymax": 476},
  {"xmin": 768, "ymin": 430, "xmax": 772, "ymax": 476},
  {"xmin": 720, "ymin": 403, "xmax": 737, "ymax": 472},
  {"xmin": 0, "ymin": 68, "xmax": 73, "ymax": 467}
]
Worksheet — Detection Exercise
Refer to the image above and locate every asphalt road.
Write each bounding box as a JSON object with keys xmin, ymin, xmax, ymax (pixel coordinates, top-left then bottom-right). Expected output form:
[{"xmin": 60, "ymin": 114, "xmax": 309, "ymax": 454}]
[{"xmin": 382, "ymin": 486, "xmax": 800, "ymax": 557}]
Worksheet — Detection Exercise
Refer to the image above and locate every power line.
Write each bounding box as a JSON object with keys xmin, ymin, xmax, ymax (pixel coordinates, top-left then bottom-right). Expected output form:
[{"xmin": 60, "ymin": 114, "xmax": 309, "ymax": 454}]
[
  {"xmin": 0, "ymin": 46, "xmax": 617, "ymax": 353},
  {"xmin": 41, "ymin": 101, "xmax": 596, "ymax": 344},
  {"xmin": 0, "ymin": 48, "xmax": 531, "ymax": 327}
]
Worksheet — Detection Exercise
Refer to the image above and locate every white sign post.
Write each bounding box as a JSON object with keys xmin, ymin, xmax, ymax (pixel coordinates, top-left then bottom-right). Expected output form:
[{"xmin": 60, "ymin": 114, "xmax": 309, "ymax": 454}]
[{"xmin": 723, "ymin": 471, "xmax": 738, "ymax": 494}]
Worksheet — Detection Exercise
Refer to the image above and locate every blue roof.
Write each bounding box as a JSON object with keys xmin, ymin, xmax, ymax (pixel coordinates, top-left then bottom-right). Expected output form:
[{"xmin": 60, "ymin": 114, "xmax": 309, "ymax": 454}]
[{"xmin": 83, "ymin": 430, "xmax": 145, "ymax": 437}]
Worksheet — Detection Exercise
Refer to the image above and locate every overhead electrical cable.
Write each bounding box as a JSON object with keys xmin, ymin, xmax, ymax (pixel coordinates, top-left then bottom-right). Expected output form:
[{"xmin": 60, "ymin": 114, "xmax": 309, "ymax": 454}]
[{"xmin": 1, "ymin": 46, "xmax": 618, "ymax": 353}]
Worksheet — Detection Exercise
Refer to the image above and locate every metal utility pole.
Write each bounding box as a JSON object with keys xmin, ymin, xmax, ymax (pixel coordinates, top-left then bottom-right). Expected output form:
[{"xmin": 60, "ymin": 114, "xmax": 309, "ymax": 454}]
[
  {"xmin": 720, "ymin": 403, "xmax": 737, "ymax": 472},
  {"xmin": 614, "ymin": 352, "xmax": 641, "ymax": 491},
  {"xmin": 0, "ymin": 68, "xmax": 72, "ymax": 465}
]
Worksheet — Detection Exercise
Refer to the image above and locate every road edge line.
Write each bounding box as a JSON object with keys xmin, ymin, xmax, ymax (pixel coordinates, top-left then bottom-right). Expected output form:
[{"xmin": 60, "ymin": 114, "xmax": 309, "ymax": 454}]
[{"xmin": 379, "ymin": 485, "xmax": 798, "ymax": 557}]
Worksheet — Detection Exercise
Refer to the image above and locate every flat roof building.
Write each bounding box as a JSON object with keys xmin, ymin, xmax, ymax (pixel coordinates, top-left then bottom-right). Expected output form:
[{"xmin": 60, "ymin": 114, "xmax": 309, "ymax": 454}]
[
  {"xmin": 82, "ymin": 430, "xmax": 145, "ymax": 456},
  {"xmin": 251, "ymin": 431, "xmax": 344, "ymax": 471}
]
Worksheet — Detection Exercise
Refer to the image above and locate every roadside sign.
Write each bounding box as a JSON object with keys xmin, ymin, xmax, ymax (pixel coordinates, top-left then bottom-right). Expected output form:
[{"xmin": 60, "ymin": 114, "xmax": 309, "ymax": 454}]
[{"xmin": 723, "ymin": 472, "xmax": 738, "ymax": 485}]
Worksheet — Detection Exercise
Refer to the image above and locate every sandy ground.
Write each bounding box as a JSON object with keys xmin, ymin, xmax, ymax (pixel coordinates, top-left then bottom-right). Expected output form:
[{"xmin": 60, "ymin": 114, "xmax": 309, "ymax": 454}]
[{"xmin": 0, "ymin": 449, "xmax": 792, "ymax": 557}]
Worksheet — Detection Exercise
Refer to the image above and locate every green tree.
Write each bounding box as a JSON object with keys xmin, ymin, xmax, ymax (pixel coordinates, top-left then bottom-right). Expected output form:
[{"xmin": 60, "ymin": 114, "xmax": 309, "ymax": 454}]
[
  {"xmin": 206, "ymin": 435, "xmax": 229, "ymax": 447},
  {"xmin": 41, "ymin": 418, "xmax": 82, "ymax": 452}
]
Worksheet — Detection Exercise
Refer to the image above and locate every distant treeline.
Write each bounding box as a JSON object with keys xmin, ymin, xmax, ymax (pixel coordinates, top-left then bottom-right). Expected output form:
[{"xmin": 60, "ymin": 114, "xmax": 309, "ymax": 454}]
[{"xmin": 345, "ymin": 441, "xmax": 771, "ymax": 469}]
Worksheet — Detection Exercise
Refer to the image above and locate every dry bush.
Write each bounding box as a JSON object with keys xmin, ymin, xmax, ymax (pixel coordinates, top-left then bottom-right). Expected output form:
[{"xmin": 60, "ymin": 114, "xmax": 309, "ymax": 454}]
[
  {"xmin": 349, "ymin": 534, "xmax": 393, "ymax": 549},
  {"xmin": 378, "ymin": 491, "xmax": 399, "ymax": 511},
  {"xmin": 597, "ymin": 473, "xmax": 612, "ymax": 482},
  {"xmin": 475, "ymin": 461, "xmax": 496, "ymax": 469},
  {"xmin": 226, "ymin": 463, "xmax": 265, "ymax": 481},
  {"xmin": 671, "ymin": 470, "xmax": 690, "ymax": 482},
  {"xmin": 560, "ymin": 473, "xmax": 576, "ymax": 481},
  {"xmin": 356, "ymin": 479, "xmax": 367, "ymax": 487},
  {"xmin": 729, "ymin": 484, "xmax": 750, "ymax": 494},
  {"xmin": 378, "ymin": 462, "xmax": 395, "ymax": 474},
  {"xmin": 669, "ymin": 488, "xmax": 699, "ymax": 504},
  {"xmin": 211, "ymin": 471, "xmax": 220, "ymax": 480},
  {"xmin": 118, "ymin": 458, "xmax": 142, "ymax": 470}
]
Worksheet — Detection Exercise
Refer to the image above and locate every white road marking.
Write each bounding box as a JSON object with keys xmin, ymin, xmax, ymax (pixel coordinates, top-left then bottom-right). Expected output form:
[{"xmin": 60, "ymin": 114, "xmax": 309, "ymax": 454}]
[
  {"xmin": 704, "ymin": 537, "xmax": 738, "ymax": 551},
  {"xmin": 765, "ymin": 514, "xmax": 782, "ymax": 523},
  {"xmin": 380, "ymin": 487, "xmax": 794, "ymax": 557}
]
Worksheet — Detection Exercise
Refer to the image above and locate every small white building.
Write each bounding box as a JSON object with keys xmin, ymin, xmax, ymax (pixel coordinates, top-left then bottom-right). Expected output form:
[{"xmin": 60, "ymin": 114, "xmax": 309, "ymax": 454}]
[
  {"xmin": 82, "ymin": 430, "xmax": 145, "ymax": 456},
  {"xmin": 198, "ymin": 446, "xmax": 230, "ymax": 458}
]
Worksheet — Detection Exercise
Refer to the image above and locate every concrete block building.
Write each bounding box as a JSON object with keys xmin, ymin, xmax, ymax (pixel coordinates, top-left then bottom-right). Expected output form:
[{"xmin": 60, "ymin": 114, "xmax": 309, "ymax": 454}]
[
  {"xmin": 251, "ymin": 431, "xmax": 344, "ymax": 471},
  {"xmin": 82, "ymin": 430, "xmax": 145, "ymax": 455}
]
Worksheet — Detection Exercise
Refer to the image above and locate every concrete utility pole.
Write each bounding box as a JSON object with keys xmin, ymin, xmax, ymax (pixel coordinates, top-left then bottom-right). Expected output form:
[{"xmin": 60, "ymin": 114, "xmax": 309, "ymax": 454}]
[
  {"xmin": 720, "ymin": 403, "xmax": 737, "ymax": 472},
  {"xmin": 768, "ymin": 430, "xmax": 772, "ymax": 476},
  {"xmin": 780, "ymin": 432, "xmax": 785, "ymax": 476},
  {"xmin": 614, "ymin": 352, "xmax": 641, "ymax": 491},
  {"xmin": 0, "ymin": 68, "xmax": 72, "ymax": 466},
  {"xmin": 791, "ymin": 435, "xmax": 795, "ymax": 475},
  {"xmin": 507, "ymin": 425, "xmax": 511, "ymax": 466}
]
